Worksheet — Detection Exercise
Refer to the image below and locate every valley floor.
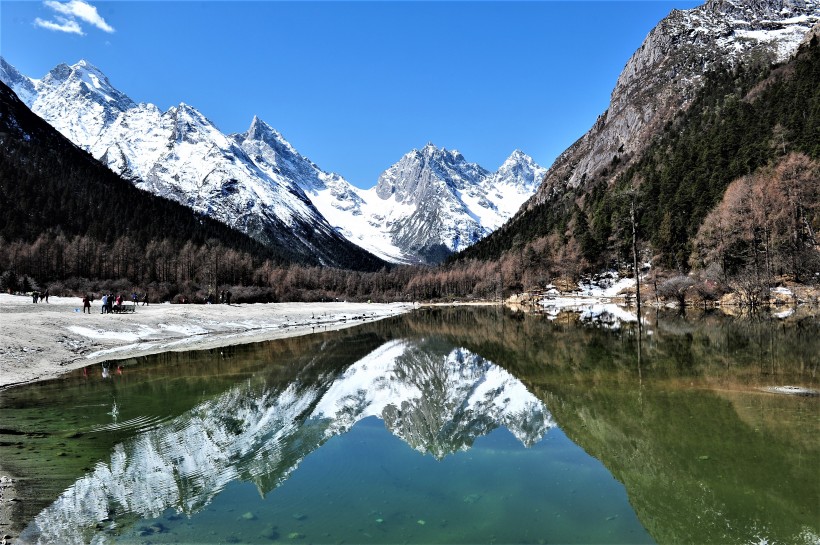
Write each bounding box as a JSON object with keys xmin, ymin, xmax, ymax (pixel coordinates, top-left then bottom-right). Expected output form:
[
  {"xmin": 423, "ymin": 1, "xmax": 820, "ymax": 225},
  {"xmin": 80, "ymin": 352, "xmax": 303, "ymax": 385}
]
[{"xmin": 0, "ymin": 294, "xmax": 413, "ymax": 390}]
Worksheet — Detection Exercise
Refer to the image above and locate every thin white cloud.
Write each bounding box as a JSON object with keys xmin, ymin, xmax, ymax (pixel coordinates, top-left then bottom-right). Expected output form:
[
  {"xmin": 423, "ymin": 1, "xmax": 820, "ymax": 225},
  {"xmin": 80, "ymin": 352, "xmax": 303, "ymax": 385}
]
[
  {"xmin": 37, "ymin": 0, "xmax": 115, "ymax": 36},
  {"xmin": 34, "ymin": 16, "xmax": 84, "ymax": 35}
]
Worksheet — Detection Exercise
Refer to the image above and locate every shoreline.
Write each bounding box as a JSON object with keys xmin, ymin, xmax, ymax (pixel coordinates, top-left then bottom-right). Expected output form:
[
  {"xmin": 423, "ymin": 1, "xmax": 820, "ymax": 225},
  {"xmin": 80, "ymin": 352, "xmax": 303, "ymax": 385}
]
[{"xmin": 0, "ymin": 294, "xmax": 414, "ymax": 391}]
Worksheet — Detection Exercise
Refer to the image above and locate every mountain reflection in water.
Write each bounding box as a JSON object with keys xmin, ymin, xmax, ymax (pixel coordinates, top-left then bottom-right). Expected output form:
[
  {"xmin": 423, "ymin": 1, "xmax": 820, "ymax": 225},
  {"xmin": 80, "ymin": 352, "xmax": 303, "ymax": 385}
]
[
  {"xmin": 19, "ymin": 338, "xmax": 554, "ymax": 544},
  {"xmin": 3, "ymin": 306, "xmax": 817, "ymax": 545}
]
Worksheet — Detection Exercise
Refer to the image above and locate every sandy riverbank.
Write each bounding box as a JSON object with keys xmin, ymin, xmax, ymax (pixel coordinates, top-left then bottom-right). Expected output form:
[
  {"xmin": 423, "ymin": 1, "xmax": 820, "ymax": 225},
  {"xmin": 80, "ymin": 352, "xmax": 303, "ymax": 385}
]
[{"xmin": 0, "ymin": 294, "xmax": 413, "ymax": 391}]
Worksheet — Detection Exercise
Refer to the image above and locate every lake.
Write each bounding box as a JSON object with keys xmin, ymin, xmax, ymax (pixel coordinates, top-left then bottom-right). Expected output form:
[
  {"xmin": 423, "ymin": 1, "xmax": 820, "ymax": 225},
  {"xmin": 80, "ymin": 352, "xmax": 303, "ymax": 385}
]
[{"xmin": 0, "ymin": 306, "xmax": 817, "ymax": 544}]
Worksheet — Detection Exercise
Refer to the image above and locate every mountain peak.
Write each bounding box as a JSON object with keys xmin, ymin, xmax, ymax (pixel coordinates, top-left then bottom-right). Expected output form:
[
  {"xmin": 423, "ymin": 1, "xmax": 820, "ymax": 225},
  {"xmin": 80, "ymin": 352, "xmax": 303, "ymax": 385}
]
[
  {"xmin": 0, "ymin": 57, "xmax": 37, "ymax": 106},
  {"xmin": 38, "ymin": 59, "xmax": 136, "ymax": 113},
  {"xmin": 494, "ymin": 150, "xmax": 546, "ymax": 192},
  {"xmin": 242, "ymin": 115, "xmax": 301, "ymax": 160},
  {"xmin": 506, "ymin": 149, "xmax": 529, "ymax": 162},
  {"xmin": 414, "ymin": 142, "xmax": 465, "ymax": 164},
  {"xmin": 73, "ymin": 59, "xmax": 101, "ymax": 72},
  {"xmin": 703, "ymin": 0, "xmax": 813, "ymax": 19},
  {"xmin": 498, "ymin": 150, "xmax": 538, "ymax": 172},
  {"xmin": 246, "ymin": 115, "xmax": 276, "ymax": 140},
  {"xmin": 44, "ymin": 62, "xmax": 72, "ymax": 84}
]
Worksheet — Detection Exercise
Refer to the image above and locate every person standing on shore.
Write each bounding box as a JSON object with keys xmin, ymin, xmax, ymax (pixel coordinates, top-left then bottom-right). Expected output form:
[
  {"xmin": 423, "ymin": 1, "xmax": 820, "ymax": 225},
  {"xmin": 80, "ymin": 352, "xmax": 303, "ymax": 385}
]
[
  {"xmin": 142, "ymin": 293, "xmax": 149, "ymax": 306},
  {"xmin": 43, "ymin": 289, "xmax": 49, "ymax": 303},
  {"xmin": 82, "ymin": 294, "xmax": 91, "ymax": 314},
  {"xmin": 101, "ymin": 294, "xmax": 108, "ymax": 314}
]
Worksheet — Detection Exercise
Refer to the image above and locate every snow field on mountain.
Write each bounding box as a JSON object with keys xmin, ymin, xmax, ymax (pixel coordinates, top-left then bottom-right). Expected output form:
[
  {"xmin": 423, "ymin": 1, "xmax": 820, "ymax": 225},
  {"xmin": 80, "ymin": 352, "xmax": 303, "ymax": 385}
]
[{"xmin": 1, "ymin": 58, "xmax": 547, "ymax": 264}]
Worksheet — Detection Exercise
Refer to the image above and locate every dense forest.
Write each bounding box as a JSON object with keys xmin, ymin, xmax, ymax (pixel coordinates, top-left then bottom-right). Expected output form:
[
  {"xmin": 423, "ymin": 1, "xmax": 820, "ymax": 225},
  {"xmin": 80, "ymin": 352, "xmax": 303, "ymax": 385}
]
[{"xmin": 1, "ymin": 38, "xmax": 817, "ymax": 304}]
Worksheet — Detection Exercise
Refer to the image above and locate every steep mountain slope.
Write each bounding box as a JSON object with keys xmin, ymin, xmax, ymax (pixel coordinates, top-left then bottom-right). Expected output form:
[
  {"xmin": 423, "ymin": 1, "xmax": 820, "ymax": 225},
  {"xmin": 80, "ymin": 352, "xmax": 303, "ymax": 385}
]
[
  {"xmin": 529, "ymin": 0, "xmax": 819, "ymax": 205},
  {"xmin": 2, "ymin": 58, "xmax": 543, "ymax": 267},
  {"xmin": 363, "ymin": 145, "xmax": 546, "ymax": 263},
  {"xmin": 0, "ymin": 80, "xmax": 298, "ymax": 264},
  {"xmin": 1, "ymin": 59, "xmax": 384, "ymax": 270},
  {"xmin": 0, "ymin": 57, "xmax": 37, "ymax": 106},
  {"xmin": 460, "ymin": 0, "xmax": 819, "ymax": 271},
  {"xmin": 235, "ymin": 132, "xmax": 545, "ymax": 264}
]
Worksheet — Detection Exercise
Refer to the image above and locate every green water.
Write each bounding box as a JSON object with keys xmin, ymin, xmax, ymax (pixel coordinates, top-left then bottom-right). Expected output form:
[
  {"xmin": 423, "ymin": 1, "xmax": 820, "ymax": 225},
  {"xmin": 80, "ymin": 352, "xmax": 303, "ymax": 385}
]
[
  {"xmin": 0, "ymin": 307, "xmax": 817, "ymax": 544},
  {"xmin": 105, "ymin": 422, "xmax": 648, "ymax": 545}
]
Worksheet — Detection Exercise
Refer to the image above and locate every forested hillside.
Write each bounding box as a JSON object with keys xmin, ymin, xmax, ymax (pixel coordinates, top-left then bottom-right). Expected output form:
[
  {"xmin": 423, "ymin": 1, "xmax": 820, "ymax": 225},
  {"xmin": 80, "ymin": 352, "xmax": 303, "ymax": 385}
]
[
  {"xmin": 0, "ymin": 82, "xmax": 324, "ymax": 296},
  {"xmin": 457, "ymin": 35, "xmax": 820, "ymax": 284}
]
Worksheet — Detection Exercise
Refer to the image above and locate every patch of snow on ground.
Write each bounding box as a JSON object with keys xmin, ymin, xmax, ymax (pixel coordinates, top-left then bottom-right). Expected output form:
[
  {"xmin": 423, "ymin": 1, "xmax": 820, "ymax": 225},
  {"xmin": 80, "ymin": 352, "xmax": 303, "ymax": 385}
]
[
  {"xmin": 158, "ymin": 323, "xmax": 208, "ymax": 336},
  {"xmin": 539, "ymin": 272, "xmax": 639, "ymax": 327},
  {"xmin": 576, "ymin": 273, "xmax": 636, "ymax": 297},
  {"xmin": 66, "ymin": 325, "xmax": 157, "ymax": 342}
]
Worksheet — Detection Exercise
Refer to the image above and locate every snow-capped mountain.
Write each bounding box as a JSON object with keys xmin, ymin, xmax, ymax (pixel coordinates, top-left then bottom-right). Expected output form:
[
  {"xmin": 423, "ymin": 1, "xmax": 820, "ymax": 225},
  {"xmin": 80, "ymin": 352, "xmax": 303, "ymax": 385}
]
[
  {"xmin": 1, "ymin": 58, "xmax": 543, "ymax": 266},
  {"xmin": 236, "ymin": 122, "xmax": 546, "ymax": 263},
  {"xmin": 0, "ymin": 57, "xmax": 37, "ymax": 106},
  {"xmin": 529, "ymin": 0, "xmax": 820, "ymax": 204},
  {"xmin": 0, "ymin": 59, "xmax": 383, "ymax": 269},
  {"xmin": 363, "ymin": 144, "xmax": 546, "ymax": 263},
  {"xmin": 19, "ymin": 340, "xmax": 553, "ymax": 544}
]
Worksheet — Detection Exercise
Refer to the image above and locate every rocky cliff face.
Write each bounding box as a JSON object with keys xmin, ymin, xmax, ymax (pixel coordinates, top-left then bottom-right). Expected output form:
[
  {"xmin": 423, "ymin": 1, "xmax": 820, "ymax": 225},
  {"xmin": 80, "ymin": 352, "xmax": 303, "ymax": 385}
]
[{"xmin": 530, "ymin": 0, "xmax": 820, "ymax": 205}]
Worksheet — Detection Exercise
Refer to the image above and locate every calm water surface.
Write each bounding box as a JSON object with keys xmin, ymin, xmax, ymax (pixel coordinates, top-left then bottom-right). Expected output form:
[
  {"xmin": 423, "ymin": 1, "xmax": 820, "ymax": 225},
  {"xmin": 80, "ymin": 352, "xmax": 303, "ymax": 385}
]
[{"xmin": 0, "ymin": 307, "xmax": 817, "ymax": 544}]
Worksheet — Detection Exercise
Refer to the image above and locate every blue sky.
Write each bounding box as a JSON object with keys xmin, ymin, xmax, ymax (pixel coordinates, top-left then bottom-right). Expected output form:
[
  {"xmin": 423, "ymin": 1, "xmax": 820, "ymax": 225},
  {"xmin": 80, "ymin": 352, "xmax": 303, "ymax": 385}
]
[{"xmin": 1, "ymin": 1, "xmax": 700, "ymax": 188}]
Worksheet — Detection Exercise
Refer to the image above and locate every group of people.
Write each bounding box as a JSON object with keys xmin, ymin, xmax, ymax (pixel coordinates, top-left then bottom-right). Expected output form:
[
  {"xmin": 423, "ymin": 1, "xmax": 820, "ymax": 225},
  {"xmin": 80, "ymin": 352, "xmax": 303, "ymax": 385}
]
[
  {"xmin": 99, "ymin": 293, "xmax": 124, "ymax": 314},
  {"xmin": 31, "ymin": 289, "xmax": 49, "ymax": 303},
  {"xmin": 76, "ymin": 292, "xmax": 150, "ymax": 314},
  {"xmin": 206, "ymin": 290, "xmax": 232, "ymax": 305}
]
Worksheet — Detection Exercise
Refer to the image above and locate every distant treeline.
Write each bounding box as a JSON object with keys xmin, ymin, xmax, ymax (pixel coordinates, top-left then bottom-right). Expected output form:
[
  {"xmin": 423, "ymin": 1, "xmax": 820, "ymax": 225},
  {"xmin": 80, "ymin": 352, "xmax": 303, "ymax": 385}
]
[{"xmin": 0, "ymin": 232, "xmax": 511, "ymax": 302}]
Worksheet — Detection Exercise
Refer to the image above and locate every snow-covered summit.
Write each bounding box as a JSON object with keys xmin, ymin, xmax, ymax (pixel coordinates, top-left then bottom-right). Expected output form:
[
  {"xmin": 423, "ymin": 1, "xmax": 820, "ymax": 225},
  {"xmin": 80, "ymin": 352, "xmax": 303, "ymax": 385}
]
[
  {"xmin": 0, "ymin": 57, "xmax": 382, "ymax": 268},
  {"xmin": 245, "ymin": 115, "xmax": 301, "ymax": 159},
  {"xmin": 375, "ymin": 143, "xmax": 491, "ymax": 203},
  {"xmin": 354, "ymin": 144, "xmax": 546, "ymax": 262},
  {"xmin": 233, "ymin": 131, "xmax": 547, "ymax": 264},
  {"xmin": 26, "ymin": 59, "xmax": 136, "ymax": 151},
  {"xmin": 0, "ymin": 57, "xmax": 37, "ymax": 107},
  {"xmin": 1, "ymin": 56, "xmax": 543, "ymax": 265},
  {"xmin": 41, "ymin": 60, "xmax": 134, "ymax": 109}
]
